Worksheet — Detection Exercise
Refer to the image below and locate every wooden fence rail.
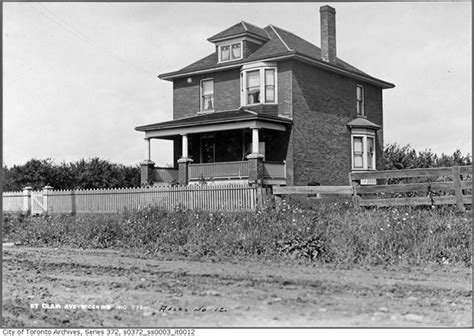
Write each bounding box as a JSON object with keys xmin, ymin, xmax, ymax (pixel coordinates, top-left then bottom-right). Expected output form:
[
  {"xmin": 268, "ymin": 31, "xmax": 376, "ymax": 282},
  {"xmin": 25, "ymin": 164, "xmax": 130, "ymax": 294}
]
[
  {"xmin": 3, "ymin": 184, "xmax": 259, "ymax": 215},
  {"xmin": 272, "ymin": 166, "xmax": 471, "ymax": 211},
  {"xmin": 350, "ymin": 165, "xmax": 472, "ymax": 210}
]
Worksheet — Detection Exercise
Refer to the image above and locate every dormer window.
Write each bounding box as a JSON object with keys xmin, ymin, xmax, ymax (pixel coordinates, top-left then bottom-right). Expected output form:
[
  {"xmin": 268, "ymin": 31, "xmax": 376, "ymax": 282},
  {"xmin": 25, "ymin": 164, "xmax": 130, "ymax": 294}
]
[
  {"xmin": 240, "ymin": 62, "xmax": 277, "ymax": 106},
  {"xmin": 219, "ymin": 42, "xmax": 242, "ymax": 63}
]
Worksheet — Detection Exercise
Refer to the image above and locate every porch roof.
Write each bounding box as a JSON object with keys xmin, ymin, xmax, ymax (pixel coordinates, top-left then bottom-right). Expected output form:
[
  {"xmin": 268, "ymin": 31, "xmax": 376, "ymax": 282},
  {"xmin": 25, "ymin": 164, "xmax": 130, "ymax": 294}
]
[{"xmin": 135, "ymin": 109, "xmax": 292, "ymax": 139}]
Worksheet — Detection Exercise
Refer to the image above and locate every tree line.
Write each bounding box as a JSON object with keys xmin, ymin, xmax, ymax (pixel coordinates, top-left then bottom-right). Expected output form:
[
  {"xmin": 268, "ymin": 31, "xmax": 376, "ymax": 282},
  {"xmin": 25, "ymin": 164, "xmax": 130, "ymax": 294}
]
[
  {"xmin": 2, "ymin": 158, "xmax": 140, "ymax": 191},
  {"xmin": 2, "ymin": 144, "xmax": 471, "ymax": 191}
]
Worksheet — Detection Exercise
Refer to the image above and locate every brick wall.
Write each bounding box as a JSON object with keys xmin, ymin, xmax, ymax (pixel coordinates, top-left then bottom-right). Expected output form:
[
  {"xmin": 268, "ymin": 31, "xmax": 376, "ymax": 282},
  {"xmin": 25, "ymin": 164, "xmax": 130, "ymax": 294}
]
[
  {"xmin": 214, "ymin": 69, "xmax": 241, "ymax": 111},
  {"xmin": 290, "ymin": 60, "xmax": 384, "ymax": 186},
  {"xmin": 277, "ymin": 61, "xmax": 293, "ymax": 118},
  {"xmin": 173, "ymin": 70, "xmax": 241, "ymax": 119}
]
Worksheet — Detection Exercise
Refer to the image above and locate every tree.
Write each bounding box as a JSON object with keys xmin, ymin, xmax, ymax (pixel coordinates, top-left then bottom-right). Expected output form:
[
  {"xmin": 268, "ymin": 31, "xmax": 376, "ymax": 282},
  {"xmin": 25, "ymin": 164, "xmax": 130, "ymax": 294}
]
[
  {"xmin": 384, "ymin": 143, "xmax": 471, "ymax": 169},
  {"xmin": 2, "ymin": 158, "xmax": 141, "ymax": 191}
]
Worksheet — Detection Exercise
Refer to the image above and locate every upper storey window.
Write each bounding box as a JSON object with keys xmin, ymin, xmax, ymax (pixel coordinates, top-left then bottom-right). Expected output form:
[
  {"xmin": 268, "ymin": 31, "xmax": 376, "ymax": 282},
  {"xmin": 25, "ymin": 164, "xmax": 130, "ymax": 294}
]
[
  {"xmin": 200, "ymin": 79, "xmax": 214, "ymax": 112},
  {"xmin": 356, "ymin": 85, "xmax": 364, "ymax": 116},
  {"xmin": 240, "ymin": 62, "xmax": 277, "ymax": 106},
  {"xmin": 219, "ymin": 42, "xmax": 242, "ymax": 63}
]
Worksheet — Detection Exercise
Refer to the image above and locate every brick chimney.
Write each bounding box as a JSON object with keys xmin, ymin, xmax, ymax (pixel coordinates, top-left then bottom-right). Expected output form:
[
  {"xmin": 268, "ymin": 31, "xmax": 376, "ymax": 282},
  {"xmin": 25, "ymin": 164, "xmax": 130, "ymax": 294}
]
[{"xmin": 320, "ymin": 5, "xmax": 336, "ymax": 64}]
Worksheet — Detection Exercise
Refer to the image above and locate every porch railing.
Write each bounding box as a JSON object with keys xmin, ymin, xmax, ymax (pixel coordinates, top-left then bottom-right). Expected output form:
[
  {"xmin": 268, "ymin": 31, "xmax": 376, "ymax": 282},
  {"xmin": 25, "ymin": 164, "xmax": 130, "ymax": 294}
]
[
  {"xmin": 189, "ymin": 161, "xmax": 249, "ymax": 180},
  {"xmin": 153, "ymin": 167, "xmax": 179, "ymax": 182},
  {"xmin": 263, "ymin": 162, "xmax": 286, "ymax": 179}
]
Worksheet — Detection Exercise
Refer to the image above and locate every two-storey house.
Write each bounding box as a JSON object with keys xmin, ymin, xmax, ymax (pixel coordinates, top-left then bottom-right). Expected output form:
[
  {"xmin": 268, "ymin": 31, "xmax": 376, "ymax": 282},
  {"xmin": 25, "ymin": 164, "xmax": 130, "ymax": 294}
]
[{"xmin": 135, "ymin": 5, "xmax": 395, "ymax": 186}]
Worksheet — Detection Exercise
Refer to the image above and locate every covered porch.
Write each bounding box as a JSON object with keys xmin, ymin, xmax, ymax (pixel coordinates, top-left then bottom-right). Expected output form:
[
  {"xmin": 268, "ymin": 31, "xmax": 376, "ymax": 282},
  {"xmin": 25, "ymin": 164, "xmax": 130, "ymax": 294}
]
[{"xmin": 135, "ymin": 110, "xmax": 292, "ymax": 186}]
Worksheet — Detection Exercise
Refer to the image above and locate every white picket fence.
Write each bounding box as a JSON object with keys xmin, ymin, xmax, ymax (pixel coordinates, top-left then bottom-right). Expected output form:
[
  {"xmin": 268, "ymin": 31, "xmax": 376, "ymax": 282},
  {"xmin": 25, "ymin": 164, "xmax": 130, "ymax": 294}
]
[
  {"xmin": 2, "ymin": 191, "xmax": 24, "ymax": 212},
  {"xmin": 3, "ymin": 184, "xmax": 259, "ymax": 214}
]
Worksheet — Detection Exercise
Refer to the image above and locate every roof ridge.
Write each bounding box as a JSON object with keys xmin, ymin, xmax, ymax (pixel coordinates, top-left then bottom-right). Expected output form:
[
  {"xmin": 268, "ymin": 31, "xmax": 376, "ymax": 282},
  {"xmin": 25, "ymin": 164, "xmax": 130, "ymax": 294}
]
[
  {"xmin": 270, "ymin": 24, "xmax": 320, "ymax": 49},
  {"xmin": 268, "ymin": 24, "xmax": 293, "ymax": 52},
  {"xmin": 240, "ymin": 21, "xmax": 248, "ymax": 31}
]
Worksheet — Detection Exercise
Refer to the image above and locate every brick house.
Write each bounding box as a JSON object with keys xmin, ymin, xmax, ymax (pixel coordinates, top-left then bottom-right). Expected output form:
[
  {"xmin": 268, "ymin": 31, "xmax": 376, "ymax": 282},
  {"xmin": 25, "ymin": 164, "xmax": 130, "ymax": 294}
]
[{"xmin": 135, "ymin": 5, "xmax": 394, "ymax": 187}]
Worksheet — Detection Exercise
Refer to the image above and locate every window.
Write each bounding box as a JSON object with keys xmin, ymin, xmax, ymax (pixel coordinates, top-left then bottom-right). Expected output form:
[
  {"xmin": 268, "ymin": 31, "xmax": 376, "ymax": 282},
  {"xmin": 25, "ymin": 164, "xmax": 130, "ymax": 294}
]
[
  {"xmin": 353, "ymin": 137, "xmax": 364, "ymax": 168},
  {"xmin": 265, "ymin": 69, "xmax": 275, "ymax": 103},
  {"xmin": 351, "ymin": 134, "xmax": 376, "ymax": 170},
  {"xmin": 200, "ymin": 79, "xmax": 214, "ymax": 112},
  {"xmin": 367, "ymin": 137, "xmax": 374, "ymax": 169},
  {"xmin": 219, "ymin": 42, "xmax": 242, "ymax": 62},
  {"xmin": 240, "ymin": 63, "xmax": 277, "ymax": 106},
  {"xmin": 356, "ymin": 85, "xmax": 364, "ymax": 115},
  {"xmin": 246, "ymin": 70, "xmax": 260, "ymax": 104}
]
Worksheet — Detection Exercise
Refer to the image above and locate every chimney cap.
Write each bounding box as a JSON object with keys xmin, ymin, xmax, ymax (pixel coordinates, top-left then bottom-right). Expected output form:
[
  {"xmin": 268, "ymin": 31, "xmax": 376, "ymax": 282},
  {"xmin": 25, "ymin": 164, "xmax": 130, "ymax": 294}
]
[{"xmin": 320, "ymin": 5, "xmax": 336, "ymax": 13}]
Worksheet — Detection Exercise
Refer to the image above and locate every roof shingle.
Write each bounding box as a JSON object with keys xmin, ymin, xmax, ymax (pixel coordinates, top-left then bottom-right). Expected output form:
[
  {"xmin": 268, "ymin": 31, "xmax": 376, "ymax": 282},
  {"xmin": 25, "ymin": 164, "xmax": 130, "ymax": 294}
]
[
  {"xmin": 159, "ymin": 21, "xmax": 394, "ymax": 88},
  {"xmin": 135, "ymin": 109, "xmax": 292, "ymax": 132},
  {"xmin": 207, "ymin": 21, "xmax": 269, "ymax": 42}
]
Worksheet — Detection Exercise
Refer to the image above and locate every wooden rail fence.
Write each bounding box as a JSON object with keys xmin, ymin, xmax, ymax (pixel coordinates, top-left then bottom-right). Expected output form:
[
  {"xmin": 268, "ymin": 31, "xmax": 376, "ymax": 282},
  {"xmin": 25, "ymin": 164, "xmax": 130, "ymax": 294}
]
[
  {"xmin": 273, "ymin": 166, "xmax": 472, "ymax": 211},
  {"xmin": 3, "ymin": 184, "xmax": 260, "ymax": 214},
  {"xmin": 350, "ymin": 166, "xmax": 472, "ymax": 210}
]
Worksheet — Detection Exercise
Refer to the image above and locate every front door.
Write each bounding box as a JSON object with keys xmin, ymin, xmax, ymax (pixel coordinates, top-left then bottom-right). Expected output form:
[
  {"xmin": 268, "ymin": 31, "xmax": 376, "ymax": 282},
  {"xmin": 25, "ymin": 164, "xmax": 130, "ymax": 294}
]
[{"xmin": 200, "ymin": 136, "xmax": 215, "ymax": 163}]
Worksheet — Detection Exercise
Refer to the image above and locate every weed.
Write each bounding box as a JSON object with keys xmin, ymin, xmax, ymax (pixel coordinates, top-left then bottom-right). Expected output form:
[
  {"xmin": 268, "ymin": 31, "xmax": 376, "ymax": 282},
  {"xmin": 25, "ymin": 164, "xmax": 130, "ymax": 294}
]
[{"xmin": 3, "ymin": 200, "xmax": 471, "ymax": 267}]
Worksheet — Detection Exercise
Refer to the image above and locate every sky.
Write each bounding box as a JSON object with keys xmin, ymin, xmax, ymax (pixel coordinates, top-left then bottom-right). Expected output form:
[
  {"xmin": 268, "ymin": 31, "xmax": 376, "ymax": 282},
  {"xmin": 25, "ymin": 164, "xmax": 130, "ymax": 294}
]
[{"xmin": 2, "ymin": 1, "xmax": 472, "ymax": 167}]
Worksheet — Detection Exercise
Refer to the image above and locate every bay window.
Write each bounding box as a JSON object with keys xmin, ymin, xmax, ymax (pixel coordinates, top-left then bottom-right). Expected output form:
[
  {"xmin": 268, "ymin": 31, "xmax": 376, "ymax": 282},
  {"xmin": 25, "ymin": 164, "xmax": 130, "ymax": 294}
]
[
  {"xmin": 351, "ymin": 130, "xmax": 376, "ymax": 170},
  {"xmin": 246, "ymin": 70, "xmax": 260, "ymax": 104},
  {"xmin": 240, "ymin": 62, "xmax": 277, "ymax": 106}
]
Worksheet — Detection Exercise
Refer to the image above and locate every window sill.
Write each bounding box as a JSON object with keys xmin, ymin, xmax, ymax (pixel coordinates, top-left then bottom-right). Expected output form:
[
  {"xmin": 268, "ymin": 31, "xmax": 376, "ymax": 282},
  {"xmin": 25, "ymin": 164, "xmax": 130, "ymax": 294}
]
[
  {"xmin": 197, "ymin": 110, "xmax": 215, "ymax": 115},
  {"xmin": 218, "ymin": 57, "xmax": 243, "ymax": 64},
  {"xmin": 242, "ymin": 103, "xmax": 278, "ymax": 107},
  {"xmin": 351, "ymin": 168, "xmax": 376, "ymax": 171}
]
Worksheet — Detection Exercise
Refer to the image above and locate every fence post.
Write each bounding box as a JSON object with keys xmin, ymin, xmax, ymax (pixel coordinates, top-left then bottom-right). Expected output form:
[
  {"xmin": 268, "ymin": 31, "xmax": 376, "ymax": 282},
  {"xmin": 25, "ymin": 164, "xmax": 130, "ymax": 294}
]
[
  {"xmin": 348, "ymin": 172, "xmax": 360, "ymax": 208},
  {"xmin": 452, "ymin": 166, "xmax": 465, "ymax": 212},
  {"xmin": 22, "ymin": 186, "xmax": 33, "ymax": 215},
  {"xmin": 42, "ymin": 186, "xmax": 53, "ymax": 215}
]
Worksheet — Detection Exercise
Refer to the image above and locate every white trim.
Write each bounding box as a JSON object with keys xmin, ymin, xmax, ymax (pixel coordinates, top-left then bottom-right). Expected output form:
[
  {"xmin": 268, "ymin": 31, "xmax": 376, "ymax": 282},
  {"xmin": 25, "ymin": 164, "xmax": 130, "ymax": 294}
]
[
  {"xmin": 218, "ymin": 41, "xmax": 243, "ymax": 63},
  {"xmin": 160, "ymin": 53, "xmax": 395, "ymax": 89},
  {"xmin": 241, "ymin": 61, "xmax": 277, "ymax": 70},
  {"xmin": 145, "ymin": 120, "xmax": 286, "ymax": 138},
  {"xmin": 351, "ymin": 133, "xmax": 376, "ymax": 171},
  {"xmin": 350, "ymin": 128, "xmax": 375, "ymax": 136},
  {"xmin": 199, "ymin": 78, "xmax": 214, "ymax": 112},
  {"xmin": 356, "ymin": 84, "xmax": 365, "ymax": 116},
  {"xmin": 209, "ymin": 33, "xmax": 268, "ymax": 44},
  {"xmin": 240, "ymin": 65, "xmax": 278, "ymax": 106}
]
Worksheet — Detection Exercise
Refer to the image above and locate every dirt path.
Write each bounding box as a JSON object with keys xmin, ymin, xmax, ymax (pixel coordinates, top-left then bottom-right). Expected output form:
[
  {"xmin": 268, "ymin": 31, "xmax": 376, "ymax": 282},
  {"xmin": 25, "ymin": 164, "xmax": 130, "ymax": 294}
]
[{"xmin": 2, "ymin": 246, "xmax": 472, "ymax": 327}]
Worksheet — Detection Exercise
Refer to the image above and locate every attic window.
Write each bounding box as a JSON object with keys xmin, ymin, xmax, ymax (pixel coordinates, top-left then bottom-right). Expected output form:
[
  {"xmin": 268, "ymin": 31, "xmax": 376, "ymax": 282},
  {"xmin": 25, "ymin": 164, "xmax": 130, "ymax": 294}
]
[{"xmin": 219, "ymin": 42, "xmax": 242, "ymax": 62}]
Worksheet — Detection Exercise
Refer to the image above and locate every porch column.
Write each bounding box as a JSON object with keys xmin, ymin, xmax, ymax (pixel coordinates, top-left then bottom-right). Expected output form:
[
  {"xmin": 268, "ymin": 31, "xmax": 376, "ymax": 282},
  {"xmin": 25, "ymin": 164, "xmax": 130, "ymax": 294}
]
[
  {"xmin": 251, "ymin": 127, "xmax": 260, "ymax": 154},
  {"xmin": 147, "ymin": 138, "xmax": 151, "ymax": 161},
  {"xmin": 140, "ymin": 138, "xmax": 155, "ymax": 186},
  {"xmin": 246, "ymin": 127, "xmax": 264, "ymax": 186},
  {"xmin": 177, "ymin": 133, "xmax": 193, "ymax": 185}
]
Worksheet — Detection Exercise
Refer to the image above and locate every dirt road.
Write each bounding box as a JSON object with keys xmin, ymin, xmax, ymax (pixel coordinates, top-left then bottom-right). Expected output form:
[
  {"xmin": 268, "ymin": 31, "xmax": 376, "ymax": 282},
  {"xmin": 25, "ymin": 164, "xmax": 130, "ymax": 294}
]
[{"xmin": 2, "ymin": 246, "xmax": 472, "ymax": 327}]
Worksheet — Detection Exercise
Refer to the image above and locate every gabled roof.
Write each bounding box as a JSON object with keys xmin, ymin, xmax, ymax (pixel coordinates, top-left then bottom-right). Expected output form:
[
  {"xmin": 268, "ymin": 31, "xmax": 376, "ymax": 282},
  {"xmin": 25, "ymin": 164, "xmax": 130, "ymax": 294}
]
[
  {"xmin": 159, "ymin": 22, "xmax": 395, "ymax": 89},
  {"xmin": 347, "ymin": 117, "xmax": 381, "ymax": 130},
  {"xmin": 207, "ymin": 21, "xmax": 269, "ymax": 43},
  {"xmin": 135, "ymin": 109, "xmax": 292, "ymax": 132}
]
